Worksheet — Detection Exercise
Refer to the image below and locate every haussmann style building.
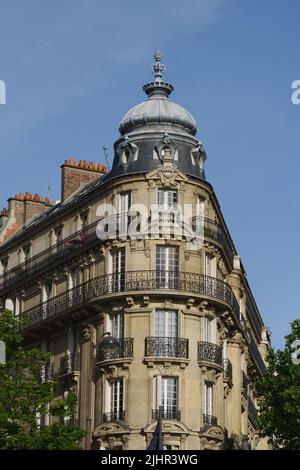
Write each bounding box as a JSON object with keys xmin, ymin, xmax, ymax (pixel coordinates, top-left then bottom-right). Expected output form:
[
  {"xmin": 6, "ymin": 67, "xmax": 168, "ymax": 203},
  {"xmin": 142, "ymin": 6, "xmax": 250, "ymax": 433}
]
[{"xmin": 0, "ymin": 52, "xmax": 271, "ymax": 450}]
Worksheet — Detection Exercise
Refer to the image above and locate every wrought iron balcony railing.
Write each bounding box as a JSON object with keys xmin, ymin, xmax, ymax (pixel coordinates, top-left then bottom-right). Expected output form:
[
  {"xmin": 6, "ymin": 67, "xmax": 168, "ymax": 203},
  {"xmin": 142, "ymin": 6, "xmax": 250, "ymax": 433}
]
[
  {"xmin": 249, "ymin": 333, "xmax": 266, "ymax": 375},
  {"xmin": 103, "ymin": 411, "xmax": 125, "ymax": 422},
  {"xmin": 191, "ymin": 216, "xmax": 233, "ymax": 267},
  {"xmin": 248, "ymin": 397, "xmax": 258, "ymax": 428},
  {"xmin": 97, "ymin": 338, "xmax": 133, "ymax": 362},
  {"xmin": 63, "ymin": 417, "xmax": 79, "ymax": 426},
  {"xmin": 223, "ymin": 358, "xmax": 233, "ymax": 382},
  {"xmin": 198, "ymin": 341, "xmax": 222, "ymax": 367},
  {"xmin": 0, "ymin": 213, "xmax": 139, "ymax": 293},
  {"xmin": 145, "ymin": 337, "xmax": 188, "ymax": 359},
  {"xmin": 203, "ymin": 414, "xmax": 217, "ymax": 426},
  {"xmin": 22, "ymin": 271, "xmax": 237, "ymax": 327},
  {"xmin": 152, "ymin": 409, "xmax": 181, "ymax": 421},
  {"xmin": 59, "ymin": 352, "xmax": 79, "ymax": 376}
]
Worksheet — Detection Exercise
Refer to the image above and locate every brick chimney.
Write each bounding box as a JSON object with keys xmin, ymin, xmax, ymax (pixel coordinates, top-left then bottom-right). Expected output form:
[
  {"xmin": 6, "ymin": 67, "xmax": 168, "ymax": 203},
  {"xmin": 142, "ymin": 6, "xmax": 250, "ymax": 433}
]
[
  {"xmin": 0, "ymin": 193, "xmax": 54, "ymax": 244},
  {"xmin": 0, "ymin": 208, "xmax": 8, "ymax": 228},
  {"xmin": 61, "ymin": 158, "xmax": 106, "ymax": 201}
]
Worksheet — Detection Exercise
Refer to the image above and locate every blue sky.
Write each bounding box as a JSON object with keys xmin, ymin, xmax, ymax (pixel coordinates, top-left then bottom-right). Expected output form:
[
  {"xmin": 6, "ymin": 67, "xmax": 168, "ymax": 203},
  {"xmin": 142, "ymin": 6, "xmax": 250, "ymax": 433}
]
[{"xmin": 0, "ymin": 0, "xmax": 300, "ymax": 349}]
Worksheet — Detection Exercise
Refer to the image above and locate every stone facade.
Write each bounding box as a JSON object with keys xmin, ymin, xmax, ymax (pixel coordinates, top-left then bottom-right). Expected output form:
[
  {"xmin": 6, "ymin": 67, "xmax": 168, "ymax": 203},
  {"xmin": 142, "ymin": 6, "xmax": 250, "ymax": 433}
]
[{"xmin": 0, "ymin": 53, "xmax": 271, "ymax": 450}]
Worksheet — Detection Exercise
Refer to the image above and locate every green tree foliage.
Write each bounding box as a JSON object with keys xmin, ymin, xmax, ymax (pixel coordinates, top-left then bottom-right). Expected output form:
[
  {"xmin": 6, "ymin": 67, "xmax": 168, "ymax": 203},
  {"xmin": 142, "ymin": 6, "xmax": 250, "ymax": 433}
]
[
  {"xmin": 257, "ymin": 319, "xmax": 300, "ymax": 449},
  {"xmin": 0, "ymin": 310, "xmax": 86, "ymax": 449}
]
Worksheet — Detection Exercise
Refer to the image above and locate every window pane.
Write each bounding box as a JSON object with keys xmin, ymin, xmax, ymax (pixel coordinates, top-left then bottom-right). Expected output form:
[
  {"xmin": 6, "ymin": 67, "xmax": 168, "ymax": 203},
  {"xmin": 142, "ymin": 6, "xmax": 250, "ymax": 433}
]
[{"xmin": 161, "ymin": 377, "xmax": 178, "ymax": 410}]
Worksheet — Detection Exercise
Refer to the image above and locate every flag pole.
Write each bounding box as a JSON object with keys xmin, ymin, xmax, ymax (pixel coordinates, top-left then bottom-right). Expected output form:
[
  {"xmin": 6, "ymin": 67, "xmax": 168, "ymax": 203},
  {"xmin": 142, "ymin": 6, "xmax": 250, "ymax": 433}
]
[{"xmin": 158, "ymin": 405, "xmax": 163, "ymax": 450}]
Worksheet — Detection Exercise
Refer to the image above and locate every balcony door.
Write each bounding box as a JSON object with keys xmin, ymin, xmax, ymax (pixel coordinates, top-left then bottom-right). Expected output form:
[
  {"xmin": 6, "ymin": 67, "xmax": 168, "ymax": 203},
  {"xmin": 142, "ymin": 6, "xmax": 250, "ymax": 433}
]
[
  {"xmin": 155, "ymin": 376, "xmax": 178, "ymax": 419},
  {"xmin": 110, "ymin": 312, "xmax": 124, "ymax": 339},
  {"xmin": 155, "ymin": 309, "xmax": 178, "ymax": 356},
  {"xmin": 204, "ymin": 253, "xmax": 216, "ymax": 278},
  {"xmin": 119, "ymin": 191, "xmax": 131, "ymax": 234},
  {"xmin": 156, "ymin": 245, "xmax": 179, "ymax": 289},
  {"xmin": 112, "ymin": 248, "xmax": 125, "ymax": 292},
  {"xmin": 204, "ymin": 382, "xmax": 213, "ymax": 417},
  {"xmin": 108, "ymin": 378, "xmax": 124, "ymax": 421},
  {"xmin": 157, "ymin": 189, "xmax": 178, "ymax": 223}
]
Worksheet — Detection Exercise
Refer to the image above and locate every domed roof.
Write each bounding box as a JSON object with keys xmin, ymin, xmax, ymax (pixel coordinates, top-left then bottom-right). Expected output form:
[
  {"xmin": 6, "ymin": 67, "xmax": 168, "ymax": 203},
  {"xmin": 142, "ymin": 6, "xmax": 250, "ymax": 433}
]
[{"xmin": 118, "ymin": 51, "xmax": 197, "ymax": 136}]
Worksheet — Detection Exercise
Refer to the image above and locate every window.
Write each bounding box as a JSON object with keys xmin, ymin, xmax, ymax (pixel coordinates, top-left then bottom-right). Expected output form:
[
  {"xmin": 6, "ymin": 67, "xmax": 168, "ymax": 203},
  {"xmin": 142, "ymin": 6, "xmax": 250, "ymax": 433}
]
[
  {"xmin": 112, "ymin": 248, "xmax": 126, "ymax": 291},
  {"xmin": 119, "ymin": 192, "xmax": 132, "ymax": 234},
  {"xmin": 204, "ymin": 317, "xmax": 213, "ymax": 343},
  {"xmin": 196, "ymin": 196, "xmax": 205, "ymax": 219},
  {"xmin": 204, "ymin": 253, "xmax": 216, "ymax": 278},
  {"xmin": 110, "ymin": 312, "xmax": 124, "ymax": 339},
  {"xmin": 158, "ymin": 189, "xmax": 178, "ymax": 209},
  {"xmin": 121, "ymin": 148, "xmax": 130, "ymax": 165},
  {"xmin": 155, "ymin": 309, "xmax": 178, "ymax": 338},
  {"xmin": 156, "ymin": 246, "xmax": 179, "ymax": 288},
  {"xmin": 204, "ymin": 382, "xmax": 213, "ymax": 417},
  {"xmin": 154, "ymin": 376, "xmax": 179, "ymax": 418},
  {"xmin": 156, "ymin": 246, "xmax": 179, "ymax": 272},
  {"xmin": 109, "ymin": 378, "xmax": 124, "ymax": 420}
]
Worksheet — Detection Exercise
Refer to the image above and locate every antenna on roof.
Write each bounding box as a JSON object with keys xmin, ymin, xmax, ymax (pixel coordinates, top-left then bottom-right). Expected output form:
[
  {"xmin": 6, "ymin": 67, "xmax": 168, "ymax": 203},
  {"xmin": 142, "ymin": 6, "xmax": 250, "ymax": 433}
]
[
  {"xmin": 47, "ymin": 177, "xmax": 52, "ymax": 201},
  {"xmin": 102, "ymin": 146, "xmax": 111, "ymax": 171}
]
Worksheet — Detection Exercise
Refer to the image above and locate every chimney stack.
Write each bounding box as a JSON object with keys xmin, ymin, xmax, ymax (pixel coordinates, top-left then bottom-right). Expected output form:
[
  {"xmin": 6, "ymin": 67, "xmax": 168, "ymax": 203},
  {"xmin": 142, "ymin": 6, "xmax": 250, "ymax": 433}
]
[
  {"xmin": 0, "ymin": 193, "xmax": 54, "ymax": 244},
  {"xmin": 61, "ymin": 158, "xmax": 106, "ymax": 201}
]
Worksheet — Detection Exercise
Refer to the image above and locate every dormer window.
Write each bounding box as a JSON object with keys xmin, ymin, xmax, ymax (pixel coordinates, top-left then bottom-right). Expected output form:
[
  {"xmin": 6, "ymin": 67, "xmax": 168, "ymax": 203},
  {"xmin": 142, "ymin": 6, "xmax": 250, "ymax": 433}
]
[{"xmin": 121, "ymin": 148, "xmax": 130, "ymax": 165}]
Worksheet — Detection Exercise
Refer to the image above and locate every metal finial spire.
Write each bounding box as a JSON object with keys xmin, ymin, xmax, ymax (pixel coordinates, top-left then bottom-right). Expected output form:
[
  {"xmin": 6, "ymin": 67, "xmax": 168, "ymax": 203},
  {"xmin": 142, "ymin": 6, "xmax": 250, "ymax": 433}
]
[
  {"xmin": 152, "ymin": 50, "xmax": 165, "ymax": 83},
  {"xmin": 143, "ymin": 51, "xmax": 173, "ymax": 98}
]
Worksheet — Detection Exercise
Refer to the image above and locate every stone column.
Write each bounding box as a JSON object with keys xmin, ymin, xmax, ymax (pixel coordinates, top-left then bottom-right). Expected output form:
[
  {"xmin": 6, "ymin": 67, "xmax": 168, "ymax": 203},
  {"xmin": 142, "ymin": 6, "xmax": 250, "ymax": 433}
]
[
  {"xmin": 94, "ymin": 315, "xmax": 105, "ymax": 428},
  {"xmin": 79, "ymin": 324, "xmax": 93, "ymax": 449},
  {"xmin": 226, "ymin": 331, "xmax": 243, "ymax": 442}
]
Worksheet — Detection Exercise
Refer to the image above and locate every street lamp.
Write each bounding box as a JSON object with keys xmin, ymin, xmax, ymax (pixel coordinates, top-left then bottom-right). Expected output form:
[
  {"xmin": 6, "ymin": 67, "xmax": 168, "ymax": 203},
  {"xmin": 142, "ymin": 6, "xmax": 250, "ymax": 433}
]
[{"xmin": 98, "ymin": 332, "xmax": 119, "ymax": 360}]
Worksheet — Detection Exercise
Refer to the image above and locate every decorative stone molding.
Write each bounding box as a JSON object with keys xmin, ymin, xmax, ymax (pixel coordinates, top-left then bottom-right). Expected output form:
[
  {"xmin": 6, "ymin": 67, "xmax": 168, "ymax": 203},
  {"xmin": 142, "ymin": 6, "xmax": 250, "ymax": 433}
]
[
  {"xmin": 80, "ymin": 324, "xmax": 92, "ymax": 342},
  {"xmin": 144, "ymin": 420, "xmax": 190, "ymax": 450}
]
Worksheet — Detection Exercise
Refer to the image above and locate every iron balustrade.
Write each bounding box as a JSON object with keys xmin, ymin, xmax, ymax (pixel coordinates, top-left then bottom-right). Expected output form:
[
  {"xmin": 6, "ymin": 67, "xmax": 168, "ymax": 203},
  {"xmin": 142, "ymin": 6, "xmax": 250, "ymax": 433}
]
[
  {"xmin": 191, "ymin": 216, "xmax": 233, "ymax": 267},
  {"xmin": 60, "ymin": 352, "xmax": 79, "ymax": 376},
  {"xmin": 97, "ymin": 338, "xmax": 133, "ymax": 362},
  {"xmin": 223, "ymin": 358, "xmax": 233, "ymax": 382},
  {"xmin": 103, "ymin": 411, "xmax": 125, "ymax": 422},
  {"xmin": 198, "ymin": 341, "xmax": 223, "ymax": 367},
  {"xmin": 21, "ymin": 271, "xmax": 236, "ymax": 326},
  {"xmin": 248, "ymin": 397, "xmax": 258, "ymax": 428},
  {"xmin": 145, "ymin": 337, "xmax": 188, "ymax": 358},
  {"xmin": 0, "ymin": 213, "xmax": 139, "ymax": 293},
  {"xmin": 152, "ymin": 409, "xmax": 181, "ymax": 421},
  {"xmin": 249, "ymin": 334, "xmax": 266, "ymax": 375},
  {"xmin": 246, "ymin": 293, "xmax": 263, "ymax": 339},
  {"xmin": 203, "ymin": 414, "xmax": 217, "ymax": 426},
  {"xmin": 63, "ymin": 417, "xmax": 79, "ymax": 426}
]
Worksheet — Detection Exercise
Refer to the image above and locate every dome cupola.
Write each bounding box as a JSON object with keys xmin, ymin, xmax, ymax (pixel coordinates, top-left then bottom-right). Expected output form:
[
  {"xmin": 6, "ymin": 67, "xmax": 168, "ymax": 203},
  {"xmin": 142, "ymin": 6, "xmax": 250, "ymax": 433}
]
[{"xmin": 119, "ymin": 51, "xmax": 197, "ymax": 136}]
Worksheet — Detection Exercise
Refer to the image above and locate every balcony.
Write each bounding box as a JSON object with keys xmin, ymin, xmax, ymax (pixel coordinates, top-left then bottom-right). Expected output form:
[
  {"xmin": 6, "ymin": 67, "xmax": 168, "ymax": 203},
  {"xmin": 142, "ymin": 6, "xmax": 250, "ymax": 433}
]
[
  {"xmin": 97, "ymin": 337, "xmax": 133, "ymax": 365},
  {"xmin": 22, "ymin": 271, "xmax": 237, "ymax": 328},
  {"xmin": 249, "ymin": 333, "xmax": 266, "ymax": 375},
  {"xmin": 198, "ymin": 341, "xmax": 222, "ymax": 369},
  {"xmin": 191, "ymin": 216, "xmax": 233, "ymax": 267},
  {"xmin": 59, "ymin": 352, "xmax": 80, "ymax": 377},
  {"xmin": 223, "ymin": 358, "xmax": 233, "ymax": 384},
  {"xmin": 63, "ymin": 417, "xmax": 79, "ymax": 426},
  {"xmin": 152, "ymin": 409, "xmax": 181, "ymax": 421},
  {"xmin": 203, "ymin": 414, "xmax": 217, "ymax": 426},
  {"xmin": 248, "ymin": 397, "xmax": 258, "ymax": 428},
  {"xmin": 0, "ymin": 213, "xmax": 138, "ymax": 294},
  {"xmin": 103, "ymin": 411, "xmax": 125, "ymax": 422},
  {"xmin": 145, "ymin": 337, "xmax": 188, "ymax": 358}
]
